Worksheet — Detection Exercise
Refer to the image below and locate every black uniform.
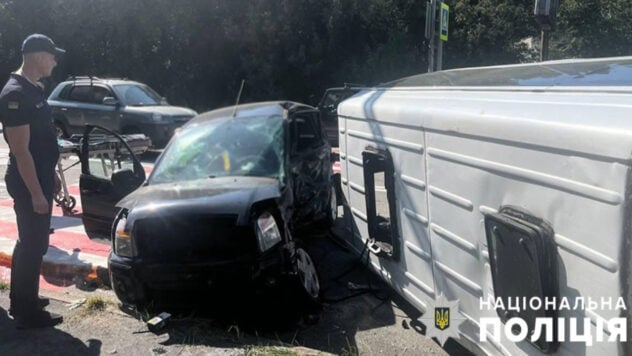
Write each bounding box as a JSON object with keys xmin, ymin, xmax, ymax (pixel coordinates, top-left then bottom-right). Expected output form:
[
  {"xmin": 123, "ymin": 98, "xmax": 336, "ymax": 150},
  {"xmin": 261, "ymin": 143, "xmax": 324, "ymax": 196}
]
[{"xmin": 0, "ymin": 73, "xmax": 59, "ymax": 317}]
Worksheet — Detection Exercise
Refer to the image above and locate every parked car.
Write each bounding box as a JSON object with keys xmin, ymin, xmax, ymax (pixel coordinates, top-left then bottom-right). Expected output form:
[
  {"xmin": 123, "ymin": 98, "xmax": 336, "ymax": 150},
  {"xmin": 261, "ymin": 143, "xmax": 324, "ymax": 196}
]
[
  {"xmin": 316, "ymin": 85, "xmax": 360, "ymax": 147},
  {"xmin": 77, "ymin": 101, "xmax": 335, "ymax": 309},
  {"xmin": 48, "ymin": 77, "xmax": 197, "ymax": 148}
]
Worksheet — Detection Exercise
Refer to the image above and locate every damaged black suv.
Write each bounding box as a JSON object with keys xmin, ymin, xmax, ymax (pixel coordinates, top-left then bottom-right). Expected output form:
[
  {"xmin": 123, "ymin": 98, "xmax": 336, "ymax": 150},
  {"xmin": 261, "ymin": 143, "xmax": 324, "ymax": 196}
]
[{"xmin": 78, "ymin": 101, "xmax": 335, "ymax": 309}]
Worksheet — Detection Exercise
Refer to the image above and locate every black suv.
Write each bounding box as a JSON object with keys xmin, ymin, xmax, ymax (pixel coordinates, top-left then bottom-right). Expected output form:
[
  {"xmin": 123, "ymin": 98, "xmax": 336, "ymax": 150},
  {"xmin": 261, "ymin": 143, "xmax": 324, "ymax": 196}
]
[
  {"xmin": 48, "ymin": 77, "xmax": 197, "ymax": 148},
  {"xmin": 77, "ymin": 102, "xmax": 335, "ymax": 309}
]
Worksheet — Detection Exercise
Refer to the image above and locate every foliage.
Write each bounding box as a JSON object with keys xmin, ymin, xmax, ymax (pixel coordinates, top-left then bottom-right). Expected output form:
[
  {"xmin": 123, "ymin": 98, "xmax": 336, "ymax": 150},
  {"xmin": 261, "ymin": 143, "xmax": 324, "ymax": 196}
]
[
  {"xmin": 0, "ymin": 0, "xmax": 628, "ymax": 112},
  {"xmin": 85, "ymin": 295, "xmax": 107, "ymax": 312},
  {"xmin": 551, "ymin": 0, "xmax": 632, "ymax": 59}
]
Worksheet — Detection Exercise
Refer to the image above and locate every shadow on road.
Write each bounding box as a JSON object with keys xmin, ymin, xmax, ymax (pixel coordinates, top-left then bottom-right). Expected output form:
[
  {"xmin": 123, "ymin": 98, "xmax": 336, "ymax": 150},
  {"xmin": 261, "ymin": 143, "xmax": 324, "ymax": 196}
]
[
  {"xmin": 111, "ymin": 226, "xmax": 468, "ymax": 355},
  {"xmin": 0, "ymin": 307, "xmax": 101, "ymax": 355},
  {"xmin": 50, "ymin": 215, "xmax": 84, "ymax": 230}
]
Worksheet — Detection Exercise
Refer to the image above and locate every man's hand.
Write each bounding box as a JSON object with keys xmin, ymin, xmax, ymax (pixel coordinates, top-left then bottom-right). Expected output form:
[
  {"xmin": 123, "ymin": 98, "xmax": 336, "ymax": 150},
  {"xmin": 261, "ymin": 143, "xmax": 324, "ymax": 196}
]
[
  {"xmin": 31, "ymin": 193, "xmax": 49, "ymax": 214},
  {"xmin": 54, "ymin": 172, "xmax": 62, "ymax": 195}
]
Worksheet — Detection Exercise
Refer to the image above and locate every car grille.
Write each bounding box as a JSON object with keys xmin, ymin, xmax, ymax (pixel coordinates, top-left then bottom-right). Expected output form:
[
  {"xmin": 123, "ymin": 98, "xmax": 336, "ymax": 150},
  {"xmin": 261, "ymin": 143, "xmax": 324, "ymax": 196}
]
[{"xmin": 133, "ymin": 214, "xmax": 256, "ymax": 262}]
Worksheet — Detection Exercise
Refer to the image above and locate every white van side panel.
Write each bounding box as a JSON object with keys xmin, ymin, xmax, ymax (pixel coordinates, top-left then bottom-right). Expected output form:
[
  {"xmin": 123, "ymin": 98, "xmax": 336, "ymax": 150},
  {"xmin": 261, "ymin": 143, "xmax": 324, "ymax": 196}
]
[
  {"xmin": 338, "ymin": 88, "xmax": 632, "ymax": 355},
  {"xmin": 343, "ymin": 115, "xmax": 437, "ymax": 310}
]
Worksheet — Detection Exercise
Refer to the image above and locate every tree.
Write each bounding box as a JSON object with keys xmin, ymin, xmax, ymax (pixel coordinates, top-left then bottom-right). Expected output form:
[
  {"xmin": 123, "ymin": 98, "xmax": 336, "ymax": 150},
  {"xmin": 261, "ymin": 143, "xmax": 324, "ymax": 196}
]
[
  {"xmin": 551, "ymin": 0, "xmax": 632, "ymax": 59},
  {"xmin": 0, "ymin": 0, "xmax": 629, "ymax": 112},
  {"xmin": 446, "ymin": 0, "xmax": 539, "ymax": 67}
]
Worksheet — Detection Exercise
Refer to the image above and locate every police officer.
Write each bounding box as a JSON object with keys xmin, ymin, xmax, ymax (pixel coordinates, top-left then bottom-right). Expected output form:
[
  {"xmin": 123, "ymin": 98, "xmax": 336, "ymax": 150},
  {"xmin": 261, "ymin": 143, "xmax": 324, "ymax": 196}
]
[{"xmin": 0, "ymin": 34, "xmax": 64, "ymax": 328}]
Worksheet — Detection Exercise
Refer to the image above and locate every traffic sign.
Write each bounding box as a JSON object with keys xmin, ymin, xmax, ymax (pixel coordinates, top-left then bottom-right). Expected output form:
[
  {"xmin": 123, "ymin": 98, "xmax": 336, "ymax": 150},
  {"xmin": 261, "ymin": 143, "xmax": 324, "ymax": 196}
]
[{"xmin": 440, "ymin": 3, "xmax": 449, "ymax": 42}]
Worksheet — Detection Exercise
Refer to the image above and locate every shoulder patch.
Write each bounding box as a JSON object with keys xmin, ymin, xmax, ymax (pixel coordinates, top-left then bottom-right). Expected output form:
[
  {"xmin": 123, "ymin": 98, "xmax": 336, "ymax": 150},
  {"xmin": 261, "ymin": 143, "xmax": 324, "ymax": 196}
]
[{"xmin": 7, "ymin": 101, "xmax": 19, "ymax": 110}]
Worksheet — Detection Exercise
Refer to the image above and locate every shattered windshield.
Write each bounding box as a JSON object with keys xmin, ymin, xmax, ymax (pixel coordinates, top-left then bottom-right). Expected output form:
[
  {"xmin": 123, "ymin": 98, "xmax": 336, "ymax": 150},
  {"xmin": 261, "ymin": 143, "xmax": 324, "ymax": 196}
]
[{"xmin": 149, "ymin": 115, "xmax": 284, "ymax": 184}]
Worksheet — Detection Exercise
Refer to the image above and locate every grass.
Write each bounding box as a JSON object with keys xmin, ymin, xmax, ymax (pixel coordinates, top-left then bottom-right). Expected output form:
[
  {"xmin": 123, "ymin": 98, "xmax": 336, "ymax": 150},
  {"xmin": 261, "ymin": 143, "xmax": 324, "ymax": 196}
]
[
  {"xmin": 339, "ymin": 337, "xmax": 359, "ymax": 356},
  {"xmin": 85, "ymin": 295, "xmax": 108, "ymax": 312},
  {"xmin": 244, "ymin": 345, "xmax": 299, "ymax": 356},
  {"xmin": 0, "ymin": 280, "xmax": 8, "ymax": 291}
]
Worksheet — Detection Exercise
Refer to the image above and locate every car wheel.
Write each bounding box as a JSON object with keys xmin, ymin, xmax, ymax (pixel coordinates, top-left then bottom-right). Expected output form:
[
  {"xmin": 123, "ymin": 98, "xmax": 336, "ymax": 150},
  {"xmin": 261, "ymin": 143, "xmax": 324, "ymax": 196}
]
[
  {"xmin": 54, "ymin": 121, "xmax": 68, "ymax": 139},
  {"xmin": 295, "ymin": 246, "xmax": 320, "ymax": 302},
  {"xmin": 270, "ymin": 242, "xmax": 321, "ymax": 324},
  {"xmin": 109, "ymin": 267, "xmax": 149, "ymax": 311}
]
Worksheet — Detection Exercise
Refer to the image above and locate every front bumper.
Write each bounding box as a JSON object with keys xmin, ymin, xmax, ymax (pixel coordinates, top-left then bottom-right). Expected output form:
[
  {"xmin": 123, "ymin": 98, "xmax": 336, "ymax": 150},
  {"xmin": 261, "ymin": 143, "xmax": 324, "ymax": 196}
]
[
  {"xmin": 108, "ymin": 243, "xmax": 289, "ymax": 305},
  {"xmin": 139, "ymin": 121, "xmax": 188, "ymax": 148}
]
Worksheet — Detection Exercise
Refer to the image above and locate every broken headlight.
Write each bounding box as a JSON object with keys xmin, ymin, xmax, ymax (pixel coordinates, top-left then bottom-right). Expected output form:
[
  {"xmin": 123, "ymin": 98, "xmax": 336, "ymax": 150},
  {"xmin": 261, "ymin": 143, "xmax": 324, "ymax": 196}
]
[
  {"xmin": 255, "ymin": 212, "xmax": 282, "ymax": 252},
  {"xmin": 113, "ymin": 211, "xmax": 136, "ymax": 257}
]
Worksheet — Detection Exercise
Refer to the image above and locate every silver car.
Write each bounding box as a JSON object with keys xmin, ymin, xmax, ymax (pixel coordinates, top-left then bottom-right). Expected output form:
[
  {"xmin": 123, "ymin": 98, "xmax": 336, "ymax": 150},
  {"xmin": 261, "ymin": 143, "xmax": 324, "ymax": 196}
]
[{"xmin": 48, "ymin": 77, "xmax": 197, "ymax": 148}]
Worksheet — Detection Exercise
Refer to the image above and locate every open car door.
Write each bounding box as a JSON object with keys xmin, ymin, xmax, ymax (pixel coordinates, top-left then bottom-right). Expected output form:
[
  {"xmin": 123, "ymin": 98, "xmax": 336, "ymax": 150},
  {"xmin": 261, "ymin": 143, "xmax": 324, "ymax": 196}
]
[
  {"xmin": 79, "ymin": 125, "xmax": 146, "ymax": 240},
  {"xmin": 288, "ymin": 108, "xmax": 332, "ymax": 227}
]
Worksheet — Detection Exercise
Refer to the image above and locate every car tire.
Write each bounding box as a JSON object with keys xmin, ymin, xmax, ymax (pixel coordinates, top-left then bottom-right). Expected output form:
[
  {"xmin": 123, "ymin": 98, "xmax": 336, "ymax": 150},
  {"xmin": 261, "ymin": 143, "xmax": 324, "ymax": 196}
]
[
  {"xmin": 295, "ymin": 246, "xmax": 320, "ymax": 301},
  {"xmin": 285, "ymin": 243, "xmax": 321, "ymax": 320}
]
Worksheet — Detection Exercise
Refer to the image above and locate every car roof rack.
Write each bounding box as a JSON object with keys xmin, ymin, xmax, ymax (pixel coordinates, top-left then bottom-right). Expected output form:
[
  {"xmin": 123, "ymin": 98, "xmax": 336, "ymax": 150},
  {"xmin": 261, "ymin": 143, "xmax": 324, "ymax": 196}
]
[{"xmin": 67, "ymin": 76, "xmax": 101, "ymax": 85}]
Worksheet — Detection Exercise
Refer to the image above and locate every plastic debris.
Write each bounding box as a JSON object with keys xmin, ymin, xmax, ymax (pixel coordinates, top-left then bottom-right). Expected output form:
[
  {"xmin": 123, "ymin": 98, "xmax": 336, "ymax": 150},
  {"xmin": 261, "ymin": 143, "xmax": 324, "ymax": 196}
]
[
  {"xmin": 68, "ymin": 298, "xmax": 87, "ymax": 310},
  {"xmin": 147, "ymin": 312, "xmax": 171, "ymax": 333}
]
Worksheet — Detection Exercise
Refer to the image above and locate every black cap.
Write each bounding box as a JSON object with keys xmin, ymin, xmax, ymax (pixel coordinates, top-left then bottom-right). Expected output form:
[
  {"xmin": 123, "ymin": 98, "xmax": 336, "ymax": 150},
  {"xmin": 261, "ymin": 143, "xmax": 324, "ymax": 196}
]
[{"xmin": 21, "ymin": 34, "xmax": 65, "ymax": 59}]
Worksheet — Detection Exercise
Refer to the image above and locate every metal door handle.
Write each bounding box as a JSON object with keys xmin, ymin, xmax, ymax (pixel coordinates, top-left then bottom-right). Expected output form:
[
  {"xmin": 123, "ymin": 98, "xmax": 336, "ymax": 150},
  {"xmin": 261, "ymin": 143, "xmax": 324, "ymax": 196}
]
[{"xmin": 368, "ymin": 240, "xmax": 381, "ymax": 254}]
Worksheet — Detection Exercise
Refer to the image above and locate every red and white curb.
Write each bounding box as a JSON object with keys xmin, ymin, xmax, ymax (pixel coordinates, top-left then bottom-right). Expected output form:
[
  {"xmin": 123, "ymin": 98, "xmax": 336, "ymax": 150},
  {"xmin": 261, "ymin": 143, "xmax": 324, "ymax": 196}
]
[{"xmin": 0, "ymin": 192, "xmax": 110, "ymax": 290}]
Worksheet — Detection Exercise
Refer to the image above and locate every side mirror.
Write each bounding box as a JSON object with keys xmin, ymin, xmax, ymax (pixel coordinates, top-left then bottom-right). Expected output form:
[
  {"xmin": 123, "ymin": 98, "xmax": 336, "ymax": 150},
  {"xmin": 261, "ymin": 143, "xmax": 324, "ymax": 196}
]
[
  {"xmin": 103, "ymin": 97, "xmax": 119, "ymax": 106},
  {"xmin": 160, "ymin": 97, "xmax": 168, "ymax": 105}
]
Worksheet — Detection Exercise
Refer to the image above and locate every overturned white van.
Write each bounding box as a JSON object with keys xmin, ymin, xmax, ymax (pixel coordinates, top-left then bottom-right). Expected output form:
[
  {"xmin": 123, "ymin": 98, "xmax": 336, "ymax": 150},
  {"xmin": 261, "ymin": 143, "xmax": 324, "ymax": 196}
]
[{"xmin": 337, "ymin": 56, "xmax": 632, "ymax": 355}]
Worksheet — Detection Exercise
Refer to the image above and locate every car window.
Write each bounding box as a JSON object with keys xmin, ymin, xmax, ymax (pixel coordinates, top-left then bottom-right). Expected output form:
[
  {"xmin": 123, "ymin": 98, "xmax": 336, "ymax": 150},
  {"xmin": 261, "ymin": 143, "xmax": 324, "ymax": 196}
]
[
  {"xmin": 67, "ymin": 85, "xmax": 113, "ymax": 104},
  {"xmin": 58, "ymin": 83, "xmax": 73, "ymax": 99},
  {"xmin": 149, "ymin": 115, "xmax": 285, "ymax": 184},
  {"xmin": 321, "ymin": 92, "xmax": 342, "ymax": 107},
  {"xmin": 293, "ymin": 114, "xmax": 322, "ymax": 150},
  {"xmin": 113, "ymin": 84, "xmax": 162, "ymax": 106},
  {"xmin": 85, "ymin": 129, "xmax": 137, "ymax": 180},
  {"xmin": 68, "ymin": 86, "xmax": 93, "ymax": 103},
  {"xmin": 91, "ymin": 86, "xmax": 112, "ymax": 104}
]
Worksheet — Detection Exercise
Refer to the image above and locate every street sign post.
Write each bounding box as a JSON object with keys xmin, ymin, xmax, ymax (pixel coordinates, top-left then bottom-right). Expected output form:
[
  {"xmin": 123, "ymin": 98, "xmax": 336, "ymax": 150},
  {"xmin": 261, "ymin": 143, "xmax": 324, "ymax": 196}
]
[
  {"xmin": 426, "ymin": 0, "xmax": 437, "ymax": 72},
  {"xmin": 534, "ymin": 0, "xmax": 560, "ymax": 61}
]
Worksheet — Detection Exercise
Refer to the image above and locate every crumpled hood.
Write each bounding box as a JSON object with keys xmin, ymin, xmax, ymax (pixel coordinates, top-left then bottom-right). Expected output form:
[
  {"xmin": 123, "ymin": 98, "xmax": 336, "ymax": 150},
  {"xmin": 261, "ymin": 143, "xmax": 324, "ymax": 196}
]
[
  {"xmin": 118, "ymin": 176, "xmax": 280, "ymax": 225},
  {"xmin": 124, "ymin": 105, "xmax": 197, "ymax": 117}
]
